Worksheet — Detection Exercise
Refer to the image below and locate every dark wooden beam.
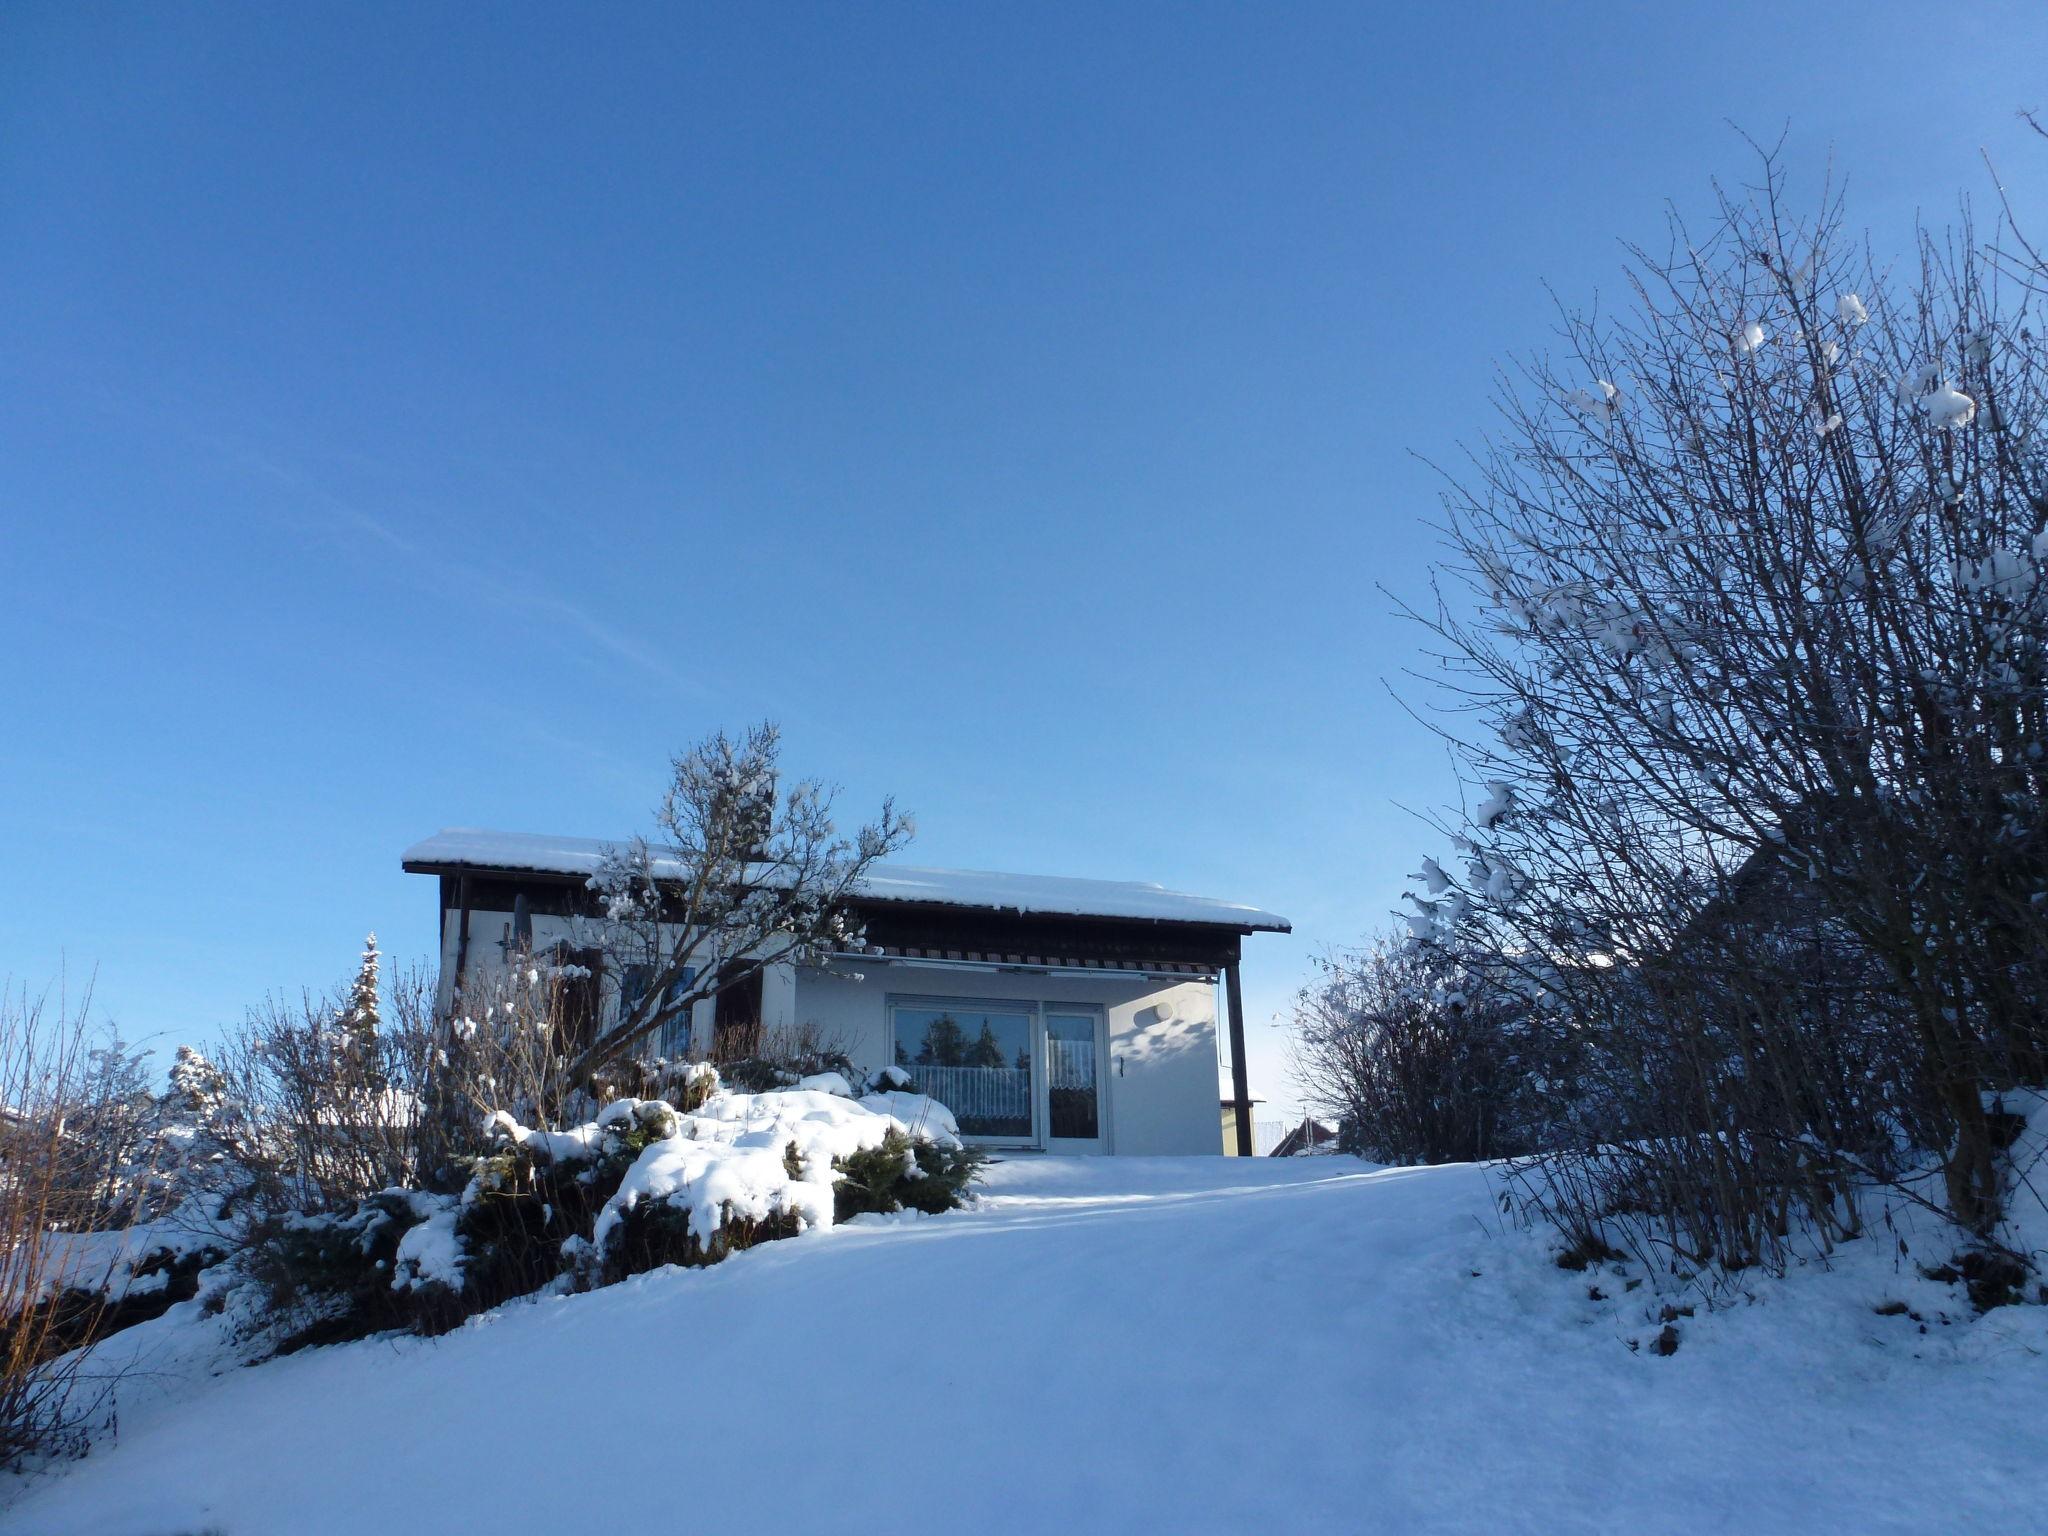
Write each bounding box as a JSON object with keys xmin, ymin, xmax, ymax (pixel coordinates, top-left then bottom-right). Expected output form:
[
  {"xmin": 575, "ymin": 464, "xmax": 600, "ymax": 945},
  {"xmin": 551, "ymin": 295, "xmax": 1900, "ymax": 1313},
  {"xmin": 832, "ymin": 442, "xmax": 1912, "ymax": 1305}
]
[
  {"xmin": 453, "ymin": 873, "xmax": 473, "ymax": 999},
  {"xmin": 1224, "ymin": 957, "xmax": 1252, "ymax": 1156}
]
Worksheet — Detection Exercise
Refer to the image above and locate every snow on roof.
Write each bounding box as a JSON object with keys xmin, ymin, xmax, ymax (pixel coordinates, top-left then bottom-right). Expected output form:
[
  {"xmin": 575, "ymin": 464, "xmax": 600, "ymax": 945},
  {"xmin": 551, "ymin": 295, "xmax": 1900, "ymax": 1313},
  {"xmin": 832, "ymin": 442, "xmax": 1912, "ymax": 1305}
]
[{"xmin": 401, "ymin": 828, "xmax": 1291, "ymax": 932}]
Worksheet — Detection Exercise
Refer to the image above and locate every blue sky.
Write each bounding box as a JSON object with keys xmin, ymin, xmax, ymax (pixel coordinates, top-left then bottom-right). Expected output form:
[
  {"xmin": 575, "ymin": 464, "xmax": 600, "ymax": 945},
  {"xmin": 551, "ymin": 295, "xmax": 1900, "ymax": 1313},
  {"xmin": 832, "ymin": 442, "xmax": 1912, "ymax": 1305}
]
[{"xmin": 4, "ymin": 3, "xmax": 2045, "ymax": 1113}]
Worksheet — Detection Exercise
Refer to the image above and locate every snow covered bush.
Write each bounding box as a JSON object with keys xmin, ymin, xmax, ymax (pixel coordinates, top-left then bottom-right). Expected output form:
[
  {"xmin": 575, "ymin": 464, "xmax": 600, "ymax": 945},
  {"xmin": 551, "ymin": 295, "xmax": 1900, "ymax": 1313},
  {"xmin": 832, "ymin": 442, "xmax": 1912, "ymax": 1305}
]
[
  {"xmin": 243, "ymin": 1190, "xmax": 462, "ymax": 1352},
  {"xmin": 236, "ymin": 1070, "xmax": 977, "ymax": 1349},
  {"xmin": 1399, "ymin": 147, "xmax": 2048, "ymax": 1284},
  {"xmin": 9, "ymin": 928, "xmax": 980, "ymax": 1384},
  {"xmin": 830, "ymin": 1126, "xmax": 986, "ymax": 1220},
  {"xmin": 18, "ymin": 1219, "xmax": 233, "ymax": 1368},
  {"xmin": 475, "ymin": 1076, "xmax": 973, "ymax": 1290},
  {"xmin": 527, "ymin": 1077, "xmax": 970, "ymax": 1285},
  {"xmin": 1, "ymin": 946, "xmax": 488, "ymax": 1381},
  {"xmin": 139, "ymin": 1046, "xmax": 260, "ymax": 1220}
]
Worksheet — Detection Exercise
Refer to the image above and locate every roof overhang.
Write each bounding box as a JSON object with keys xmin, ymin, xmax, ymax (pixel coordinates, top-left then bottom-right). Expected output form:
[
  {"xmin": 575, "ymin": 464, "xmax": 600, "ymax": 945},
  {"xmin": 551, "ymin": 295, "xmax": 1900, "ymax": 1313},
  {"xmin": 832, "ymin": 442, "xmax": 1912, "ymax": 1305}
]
[{"xmin": 402, "ymin": 828, "xmax": 1292, "ymax": 937}]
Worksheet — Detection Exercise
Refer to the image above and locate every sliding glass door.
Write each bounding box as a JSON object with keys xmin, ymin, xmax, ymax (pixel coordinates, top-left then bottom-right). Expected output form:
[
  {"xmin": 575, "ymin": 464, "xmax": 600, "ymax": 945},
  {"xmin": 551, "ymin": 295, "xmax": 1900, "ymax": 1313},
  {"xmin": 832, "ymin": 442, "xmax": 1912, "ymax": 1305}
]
[
  {"xmin": 890, "ymin": 998, "xmax": 1106, "ymax": 1150},
  {"xmin": 1044, "ymin": 1012, "xmax": 1101, "ymax": 1147}
]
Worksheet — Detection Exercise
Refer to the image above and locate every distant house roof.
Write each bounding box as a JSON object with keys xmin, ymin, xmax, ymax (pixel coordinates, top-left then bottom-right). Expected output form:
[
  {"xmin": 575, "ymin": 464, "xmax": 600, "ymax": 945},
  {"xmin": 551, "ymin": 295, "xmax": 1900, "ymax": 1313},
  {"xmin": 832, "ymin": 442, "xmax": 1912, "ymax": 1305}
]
[
  {"xmin": 402, "ymin": 829, "xmax": 1292, "ymax": 934},
  {"xmin": 1271, "ymin": 1118, "xmax": 1343, "ymax": 1157}
]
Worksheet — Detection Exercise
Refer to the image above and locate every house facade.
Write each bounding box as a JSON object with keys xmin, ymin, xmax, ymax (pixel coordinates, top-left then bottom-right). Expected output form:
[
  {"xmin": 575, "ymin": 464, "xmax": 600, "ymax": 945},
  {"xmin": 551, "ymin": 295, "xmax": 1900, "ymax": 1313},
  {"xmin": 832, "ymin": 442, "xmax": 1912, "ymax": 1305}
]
[{"xmin": 403, "ymin": 830, "xmax": 1290, "ymax": 1156}]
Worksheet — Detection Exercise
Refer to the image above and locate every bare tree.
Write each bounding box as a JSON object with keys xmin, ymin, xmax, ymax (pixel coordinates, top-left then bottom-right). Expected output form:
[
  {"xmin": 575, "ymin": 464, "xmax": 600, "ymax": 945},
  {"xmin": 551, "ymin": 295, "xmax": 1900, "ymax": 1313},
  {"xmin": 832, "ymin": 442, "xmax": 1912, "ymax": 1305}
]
[
  {"xmin": 562, "ymin": 723, "xmax": 912, "ymax": 1086},
  {"xmin": 1401, "ymin": 147, "xmax": 2047, "ymax": 1252}
]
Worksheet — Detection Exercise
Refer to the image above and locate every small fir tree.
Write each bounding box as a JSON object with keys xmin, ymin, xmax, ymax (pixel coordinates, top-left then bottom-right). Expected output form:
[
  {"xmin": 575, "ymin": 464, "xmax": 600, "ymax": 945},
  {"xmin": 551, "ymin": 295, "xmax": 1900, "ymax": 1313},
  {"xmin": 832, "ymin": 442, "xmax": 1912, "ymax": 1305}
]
[
  {"xmin": 345, "ymin": 934, "xmax": 381, "ymax": 1044},
  {"xmin": 342, "ymin": 935, "xmax": 385, "ymax": 1089}
]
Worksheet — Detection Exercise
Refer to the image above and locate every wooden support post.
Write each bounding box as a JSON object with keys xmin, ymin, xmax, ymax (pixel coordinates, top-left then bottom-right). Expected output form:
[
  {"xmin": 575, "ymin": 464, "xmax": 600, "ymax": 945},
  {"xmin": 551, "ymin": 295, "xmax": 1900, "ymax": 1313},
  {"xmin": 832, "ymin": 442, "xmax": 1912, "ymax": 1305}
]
[
  {"xmin": 452, "ymin": 874, "xmax": 474, "ymax": 1005},
  {"xmin": 1224, "ymin": 956, "xmax": 1252, "ymax": 1157}
]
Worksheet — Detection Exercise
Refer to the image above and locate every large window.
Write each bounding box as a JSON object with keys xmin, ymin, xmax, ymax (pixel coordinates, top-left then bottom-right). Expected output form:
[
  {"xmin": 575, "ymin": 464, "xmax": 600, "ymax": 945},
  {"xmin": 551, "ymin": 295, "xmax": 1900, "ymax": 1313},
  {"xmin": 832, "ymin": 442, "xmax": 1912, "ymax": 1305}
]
[
  {"xmin": 889, "ymin": 998, "xmax": 1106, "ymax": 1146},
  {"xmin": 893, "ymin": 1003, "xmax": 1035, "ymax": 1140}
]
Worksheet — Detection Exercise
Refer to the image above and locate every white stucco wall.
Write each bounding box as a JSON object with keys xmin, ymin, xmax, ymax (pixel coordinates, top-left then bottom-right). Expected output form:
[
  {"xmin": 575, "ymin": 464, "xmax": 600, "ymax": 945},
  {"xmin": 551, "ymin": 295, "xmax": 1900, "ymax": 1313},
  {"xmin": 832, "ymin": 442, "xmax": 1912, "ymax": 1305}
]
[
  {"xmin": 435, "ymin": 904, "xmax": 1227, "ymax": 1155},
  {"xmin": 434, "ymin": 905, "xmax": 720, "ymax": 1049},
  {"xmin": 791, "ymin": 963, "xmax": 1221, "ymax": 1155}
]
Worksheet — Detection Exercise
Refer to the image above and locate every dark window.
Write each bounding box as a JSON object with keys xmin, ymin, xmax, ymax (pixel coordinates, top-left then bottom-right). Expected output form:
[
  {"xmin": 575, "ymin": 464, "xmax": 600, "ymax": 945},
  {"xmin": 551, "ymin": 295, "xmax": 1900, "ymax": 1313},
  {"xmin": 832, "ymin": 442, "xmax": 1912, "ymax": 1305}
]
[
  {"xmin": 618, "ymin": 964, "xmax": 654, "ymax": 1024},
  {"xmin": 712, "ymin": 963, "xmax": 764, "ymax": 1058},
  {"xmin": 657, "ymin": 966, "xmax": 698, "ymax": 1058},
  {"xmin": 550, "ymin": 945, "xmax": 604, "ymax": 1057}
]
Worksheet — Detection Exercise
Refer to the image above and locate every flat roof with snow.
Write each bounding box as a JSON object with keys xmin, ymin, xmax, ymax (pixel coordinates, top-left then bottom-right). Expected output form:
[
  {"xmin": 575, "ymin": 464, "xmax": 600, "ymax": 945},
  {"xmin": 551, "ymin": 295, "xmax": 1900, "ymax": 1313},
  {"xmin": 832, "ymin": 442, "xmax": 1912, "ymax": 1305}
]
[{"xmin": 402, "ymin": 828, "xmax": 1292, "ymax": 933}]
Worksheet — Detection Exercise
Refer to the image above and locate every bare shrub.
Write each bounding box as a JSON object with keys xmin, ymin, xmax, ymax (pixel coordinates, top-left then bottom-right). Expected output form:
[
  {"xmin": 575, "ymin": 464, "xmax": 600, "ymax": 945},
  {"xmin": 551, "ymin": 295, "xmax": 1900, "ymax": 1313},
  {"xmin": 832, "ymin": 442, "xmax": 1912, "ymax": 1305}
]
[
  {"xmin": 1290, "ymin": 936, "xmax": 1548, "ymax": 1165},
  {"xmin": 1400, "ymin": 146, "xmax": 2048, "ymax": 1272},
  {"xmin": 214, "ymin": 938, "xmax": 717, "ymax": 1212},
  {"xmin": 429, "ymin": 954, "xmax": 641, "ymax": 1131},
  {"xmin": 0, "ymin": 984, "xmax": 131, "ymax": 1468},
  {"xmin": 1487, "ymin": 896, "xmax": 1926, "ymax": 1280},
  {"xmin": 215, "ymin": 948, "xmax": 481, "ymax": 1210},
  {"xmin": 708, "ymin": 1017, "xmax": 860, "ymax": 1093}
]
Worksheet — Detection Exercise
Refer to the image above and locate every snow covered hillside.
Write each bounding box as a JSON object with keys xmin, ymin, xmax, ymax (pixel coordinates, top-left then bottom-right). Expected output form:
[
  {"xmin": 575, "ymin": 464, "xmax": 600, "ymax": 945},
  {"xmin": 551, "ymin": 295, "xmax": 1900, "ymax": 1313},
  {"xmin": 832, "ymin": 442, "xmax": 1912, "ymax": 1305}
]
[{"xmin": 5, "ymin": 1156, "xmax": 2044, "ymax": 1535}]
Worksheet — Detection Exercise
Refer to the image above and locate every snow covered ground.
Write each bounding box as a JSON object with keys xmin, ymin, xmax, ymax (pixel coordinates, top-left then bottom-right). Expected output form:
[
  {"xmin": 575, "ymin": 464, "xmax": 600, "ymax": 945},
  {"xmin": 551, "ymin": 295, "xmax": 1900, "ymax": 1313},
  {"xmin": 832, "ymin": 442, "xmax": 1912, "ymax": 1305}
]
[{"xmin": 5, "ymin": 1155, "xmax": 2044, "ymax": 1535}]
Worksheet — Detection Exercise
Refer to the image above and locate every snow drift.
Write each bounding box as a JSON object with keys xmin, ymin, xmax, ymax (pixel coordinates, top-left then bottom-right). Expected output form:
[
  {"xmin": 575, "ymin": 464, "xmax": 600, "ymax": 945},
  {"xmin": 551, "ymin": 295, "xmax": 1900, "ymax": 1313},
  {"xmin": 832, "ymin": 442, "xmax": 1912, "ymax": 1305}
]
[{"xmin": 5, "ymin": 1155, "xmax": 2045, "ymax": 1535}]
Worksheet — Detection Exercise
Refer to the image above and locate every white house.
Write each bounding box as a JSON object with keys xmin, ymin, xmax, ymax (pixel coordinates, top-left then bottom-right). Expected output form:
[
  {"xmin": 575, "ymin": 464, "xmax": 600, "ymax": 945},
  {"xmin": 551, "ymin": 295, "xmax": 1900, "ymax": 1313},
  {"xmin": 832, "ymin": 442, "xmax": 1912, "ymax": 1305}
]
[{"xmin": 403, "ymin": 829, "xmax": 1290, "ymax": 1155}]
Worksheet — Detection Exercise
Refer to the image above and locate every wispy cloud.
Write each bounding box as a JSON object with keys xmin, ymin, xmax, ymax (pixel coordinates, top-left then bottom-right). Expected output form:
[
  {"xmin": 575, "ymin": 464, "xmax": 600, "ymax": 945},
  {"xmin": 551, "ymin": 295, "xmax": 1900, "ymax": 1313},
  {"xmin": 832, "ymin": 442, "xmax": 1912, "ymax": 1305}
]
[
  {"xmin": 221, "ymin": 436, "xmax": 709, "ymax": 698},
  {"xmin": 32, "ymin": 371, "xmax": 713, "ymax": 700}
]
